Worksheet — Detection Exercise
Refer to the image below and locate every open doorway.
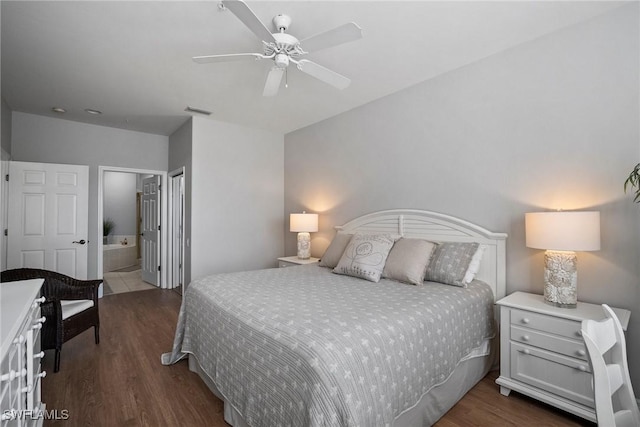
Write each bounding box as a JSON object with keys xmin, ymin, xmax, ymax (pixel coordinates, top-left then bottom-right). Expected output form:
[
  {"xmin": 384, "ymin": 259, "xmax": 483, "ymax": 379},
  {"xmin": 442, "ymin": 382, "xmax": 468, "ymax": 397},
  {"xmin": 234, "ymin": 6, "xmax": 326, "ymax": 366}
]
[{"xmin": 97, "ymin": 166, "xmax": 169, "ymax": 295}]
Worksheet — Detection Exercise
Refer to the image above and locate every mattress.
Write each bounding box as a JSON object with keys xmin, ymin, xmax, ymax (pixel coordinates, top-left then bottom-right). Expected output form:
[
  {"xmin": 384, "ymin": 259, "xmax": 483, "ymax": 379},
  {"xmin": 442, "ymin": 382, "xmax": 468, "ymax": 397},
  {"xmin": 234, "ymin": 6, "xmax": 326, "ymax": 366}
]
[{"xmin": 162, "ymin": 264, "xmax": 495, "ymax": 427}]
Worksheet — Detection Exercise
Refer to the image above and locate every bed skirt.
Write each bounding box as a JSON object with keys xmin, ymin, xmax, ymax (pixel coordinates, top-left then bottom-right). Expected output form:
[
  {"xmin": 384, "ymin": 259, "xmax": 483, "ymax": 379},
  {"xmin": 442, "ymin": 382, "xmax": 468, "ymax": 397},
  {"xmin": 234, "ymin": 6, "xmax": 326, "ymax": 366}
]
[{"xmin": 188, "ymin": 337, "xmax": 496, "ymax": 427}]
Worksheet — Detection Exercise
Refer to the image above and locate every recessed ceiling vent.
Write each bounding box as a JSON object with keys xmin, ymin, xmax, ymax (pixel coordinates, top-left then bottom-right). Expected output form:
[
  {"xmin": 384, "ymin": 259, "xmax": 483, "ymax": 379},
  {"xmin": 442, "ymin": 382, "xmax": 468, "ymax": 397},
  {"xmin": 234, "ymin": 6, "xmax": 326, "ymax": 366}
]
[{"xmin": 185, "ymin": 106, "xmax": 212, "ymax": 116}]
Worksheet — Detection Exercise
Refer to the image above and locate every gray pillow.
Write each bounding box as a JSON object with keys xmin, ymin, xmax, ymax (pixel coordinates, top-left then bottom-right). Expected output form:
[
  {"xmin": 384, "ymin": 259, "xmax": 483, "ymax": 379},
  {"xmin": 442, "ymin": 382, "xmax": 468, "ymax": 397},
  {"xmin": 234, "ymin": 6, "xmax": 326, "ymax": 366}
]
[
  {"xmin": 424, "ymin": 242, "xmax": 480, "ymax": 287},
  {"xmin": 333, "ymin": 233, "xmax": 396, "ymax": 282},
  {"xmin": 382, "ymin": 238, "xmax": 437, "ymax": 285},
  {"xmin": 318, "ymin": 233, "xmax": 353, "ymax": 268}
]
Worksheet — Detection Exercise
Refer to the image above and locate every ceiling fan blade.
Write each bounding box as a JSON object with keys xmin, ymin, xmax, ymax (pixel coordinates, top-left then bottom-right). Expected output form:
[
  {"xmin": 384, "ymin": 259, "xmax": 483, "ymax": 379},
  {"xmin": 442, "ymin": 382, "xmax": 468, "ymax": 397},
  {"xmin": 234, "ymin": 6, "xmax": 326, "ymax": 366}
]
[
  {"xmin": 192, "ymin": 53, "xmax": 263, "ymax": 64},
  {"xmin": 222, "ymin": 0, "xmax": 276, "ymax": 43},
  {"xmin": 296, "ymin": 60, "xmax": 351, "ymax": 90},
  {"xmin": 263, "ymin": 67, "xmax": 284, "ymax": 97},
  {"xmin": 300, "ymin": 22, "xmax": 363, "ymax": 53}
]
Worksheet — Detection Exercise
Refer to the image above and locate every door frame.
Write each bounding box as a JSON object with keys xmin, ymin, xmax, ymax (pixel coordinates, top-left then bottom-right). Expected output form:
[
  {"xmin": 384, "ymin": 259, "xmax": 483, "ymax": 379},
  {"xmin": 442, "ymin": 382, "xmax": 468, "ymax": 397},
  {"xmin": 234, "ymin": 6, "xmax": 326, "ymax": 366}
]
[
  {"xmin": 1, "ymin": 148, "xmax": 10, "ymax": 272},
  {"xmin": 97, "ymin": 166, "xmax": 168, "ymax": 288},
  {"xmin": 168, "ymin": 167, "xmax": 185, "ymax": 293}
]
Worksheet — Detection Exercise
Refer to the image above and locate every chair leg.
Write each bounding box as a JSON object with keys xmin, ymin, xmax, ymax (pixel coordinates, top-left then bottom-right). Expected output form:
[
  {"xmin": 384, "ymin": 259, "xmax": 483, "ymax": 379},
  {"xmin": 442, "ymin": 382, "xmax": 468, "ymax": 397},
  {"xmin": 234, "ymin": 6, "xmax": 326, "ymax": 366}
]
[
  {"xmin": 54, "ymin": 349, "xmax": 61, "ymax": 373},
  {"xmin": 95, "ymin": 325, "xmax": 100, "ymax": 344}
]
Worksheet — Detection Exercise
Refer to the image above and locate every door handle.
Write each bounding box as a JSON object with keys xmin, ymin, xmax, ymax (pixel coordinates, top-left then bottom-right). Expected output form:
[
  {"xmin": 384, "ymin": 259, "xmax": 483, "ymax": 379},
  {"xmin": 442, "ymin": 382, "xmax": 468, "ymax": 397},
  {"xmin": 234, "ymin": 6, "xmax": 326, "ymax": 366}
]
[{"xmin": 72, "ymin": 239, "xmax": 87, "ymax": 245}]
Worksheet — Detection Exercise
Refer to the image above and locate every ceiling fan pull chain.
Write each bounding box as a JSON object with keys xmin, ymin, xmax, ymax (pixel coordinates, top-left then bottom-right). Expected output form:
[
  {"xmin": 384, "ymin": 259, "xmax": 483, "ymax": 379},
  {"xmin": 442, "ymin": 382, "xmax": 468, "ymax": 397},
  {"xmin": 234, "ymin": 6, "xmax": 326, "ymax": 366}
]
[{"xmin": 285, "ymin": 68, "xmax": 288, "ymax": 88}]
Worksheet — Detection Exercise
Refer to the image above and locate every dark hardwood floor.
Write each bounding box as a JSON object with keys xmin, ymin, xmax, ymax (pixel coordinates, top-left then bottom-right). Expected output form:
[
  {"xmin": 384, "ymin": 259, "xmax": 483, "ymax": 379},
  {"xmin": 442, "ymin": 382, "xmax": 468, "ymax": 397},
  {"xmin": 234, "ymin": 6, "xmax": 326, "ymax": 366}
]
[{"xmin": 42, "ymin": 289, "xmax": 594, "ymax": 426}]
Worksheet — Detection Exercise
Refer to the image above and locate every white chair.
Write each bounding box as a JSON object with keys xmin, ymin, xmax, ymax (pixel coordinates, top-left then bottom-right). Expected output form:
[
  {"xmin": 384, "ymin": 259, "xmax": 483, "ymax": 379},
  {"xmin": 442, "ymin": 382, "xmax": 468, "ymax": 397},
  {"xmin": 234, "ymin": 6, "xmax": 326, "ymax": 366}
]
[{"xmin": 581, "ymin": 305, "xmax": 640, "ymax": 427}]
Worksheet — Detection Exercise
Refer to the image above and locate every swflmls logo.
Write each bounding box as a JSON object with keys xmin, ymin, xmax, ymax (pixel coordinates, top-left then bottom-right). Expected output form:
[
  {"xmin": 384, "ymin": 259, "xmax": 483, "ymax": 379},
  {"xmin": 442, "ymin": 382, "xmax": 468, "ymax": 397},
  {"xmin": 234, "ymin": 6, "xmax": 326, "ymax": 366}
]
[{"xmin": 2, "ymin": 409, "xmax": 69, "ymax": 420}]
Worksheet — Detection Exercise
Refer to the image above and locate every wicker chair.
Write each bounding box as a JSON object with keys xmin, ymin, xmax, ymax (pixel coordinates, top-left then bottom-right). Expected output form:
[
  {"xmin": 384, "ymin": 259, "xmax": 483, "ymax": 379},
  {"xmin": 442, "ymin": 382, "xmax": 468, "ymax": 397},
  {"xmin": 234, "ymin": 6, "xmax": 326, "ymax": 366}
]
[{"xmin": 0, "ymin": 268, "xmax": 101, "ymax": 372}]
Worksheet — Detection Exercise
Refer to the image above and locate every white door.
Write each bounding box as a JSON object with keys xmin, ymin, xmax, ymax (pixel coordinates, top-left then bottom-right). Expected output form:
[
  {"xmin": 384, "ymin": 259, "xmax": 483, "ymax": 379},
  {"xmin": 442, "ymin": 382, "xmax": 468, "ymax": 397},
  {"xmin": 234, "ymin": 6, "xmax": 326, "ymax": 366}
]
[
  {"xmin": 7, "ymin": 161, "xmax": 89, "ymax": 279},
  {"xmin": 141, "ymin": 175, "xmax": 160, "ymax": 285},
  {"xmin": 170, "ymin": 173, "xmax": 184, "ymax": 292}
]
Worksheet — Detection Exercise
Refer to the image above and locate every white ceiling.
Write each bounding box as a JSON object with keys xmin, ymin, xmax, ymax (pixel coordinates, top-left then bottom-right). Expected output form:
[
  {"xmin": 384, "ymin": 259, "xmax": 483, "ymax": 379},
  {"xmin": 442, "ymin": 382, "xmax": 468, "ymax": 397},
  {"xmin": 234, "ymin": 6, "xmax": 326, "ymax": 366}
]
[{"xmin": 1, "ymin": 1, "xmax": 625, "ymax": 136}]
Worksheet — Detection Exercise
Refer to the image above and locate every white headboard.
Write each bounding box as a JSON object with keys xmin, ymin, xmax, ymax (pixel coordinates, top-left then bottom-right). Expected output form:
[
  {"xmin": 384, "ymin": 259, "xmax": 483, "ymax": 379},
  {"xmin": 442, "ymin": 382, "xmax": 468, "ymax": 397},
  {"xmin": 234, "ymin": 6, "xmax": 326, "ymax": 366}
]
[{"xmin": 335, "ymin": 209, "xmax": 508, "ymax": 300}]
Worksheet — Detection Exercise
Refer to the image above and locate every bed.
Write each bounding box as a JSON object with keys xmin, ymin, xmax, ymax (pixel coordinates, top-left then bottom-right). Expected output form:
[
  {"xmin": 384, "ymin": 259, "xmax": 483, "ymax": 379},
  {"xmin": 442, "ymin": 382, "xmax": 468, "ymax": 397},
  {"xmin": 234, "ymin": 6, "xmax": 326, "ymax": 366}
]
[{"xmin": 163, "ymin": 209, "xmax": 507, "ymax": 426}]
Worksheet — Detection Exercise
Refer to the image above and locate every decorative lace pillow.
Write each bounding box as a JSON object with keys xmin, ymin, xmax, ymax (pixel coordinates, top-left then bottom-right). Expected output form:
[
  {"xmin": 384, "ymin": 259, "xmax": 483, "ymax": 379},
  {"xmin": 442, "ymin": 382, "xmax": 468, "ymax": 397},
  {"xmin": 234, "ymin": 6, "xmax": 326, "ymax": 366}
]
[
  {"xmin": 318, "ymin": 233, "xmax": 353, "ymax": 268},
  {"xmin": 382, "ymin": 238, "xmax": 437, "ymax": 285},
  {"xmin": 333, "ymin": 233, "xmax": 396, "ymax": 282},
  {"xmin": 424, "ymin": 242, "xmax": 481, "ymax": 287}
]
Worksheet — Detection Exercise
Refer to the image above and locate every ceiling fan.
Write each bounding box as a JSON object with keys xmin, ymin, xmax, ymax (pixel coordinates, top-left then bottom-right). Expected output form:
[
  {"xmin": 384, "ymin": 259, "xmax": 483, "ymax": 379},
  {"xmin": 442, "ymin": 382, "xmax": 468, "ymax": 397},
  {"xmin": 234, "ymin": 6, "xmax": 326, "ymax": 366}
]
[{"xmin": 193, "ymin": 0, "xmax": 363, "ymax": 97}]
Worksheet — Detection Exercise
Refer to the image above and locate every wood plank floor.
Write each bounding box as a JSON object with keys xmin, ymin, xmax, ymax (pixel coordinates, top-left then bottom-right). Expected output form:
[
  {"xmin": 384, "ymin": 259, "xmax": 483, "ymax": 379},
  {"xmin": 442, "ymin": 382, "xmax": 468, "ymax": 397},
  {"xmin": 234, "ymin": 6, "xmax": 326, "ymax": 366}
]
[{"xmin": 42, "ymin": 289, "xmax": 594, "ymax": 426}]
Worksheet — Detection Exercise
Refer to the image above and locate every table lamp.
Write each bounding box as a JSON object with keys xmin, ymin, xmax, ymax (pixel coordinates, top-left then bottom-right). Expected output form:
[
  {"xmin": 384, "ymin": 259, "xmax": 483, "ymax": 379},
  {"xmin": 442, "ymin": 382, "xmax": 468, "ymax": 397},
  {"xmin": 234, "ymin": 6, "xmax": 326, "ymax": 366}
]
[
  {"xmin": 525, "ymin": 211, "xmax": 600, "ymax": 308},
  {"xmin": 290, "ymin": 212, "xmax": 318, "ymax": 259}
]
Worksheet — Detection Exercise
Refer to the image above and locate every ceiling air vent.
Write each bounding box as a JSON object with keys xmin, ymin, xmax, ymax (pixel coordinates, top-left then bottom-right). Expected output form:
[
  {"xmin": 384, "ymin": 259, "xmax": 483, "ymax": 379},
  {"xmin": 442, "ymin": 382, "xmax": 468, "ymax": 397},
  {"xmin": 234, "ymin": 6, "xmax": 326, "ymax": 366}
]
[{"xmin": 185, "ymin": 106, "xmax": 212, "ymax": 116}]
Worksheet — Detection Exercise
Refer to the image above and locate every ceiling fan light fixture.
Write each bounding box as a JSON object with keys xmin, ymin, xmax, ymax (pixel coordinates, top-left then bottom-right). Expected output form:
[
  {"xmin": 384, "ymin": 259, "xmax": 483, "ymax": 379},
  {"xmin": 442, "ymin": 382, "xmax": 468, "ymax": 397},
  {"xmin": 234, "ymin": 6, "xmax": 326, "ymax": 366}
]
[{"xmin": 274, "ymin": 53, "xmax": 290, "ymax": 68}]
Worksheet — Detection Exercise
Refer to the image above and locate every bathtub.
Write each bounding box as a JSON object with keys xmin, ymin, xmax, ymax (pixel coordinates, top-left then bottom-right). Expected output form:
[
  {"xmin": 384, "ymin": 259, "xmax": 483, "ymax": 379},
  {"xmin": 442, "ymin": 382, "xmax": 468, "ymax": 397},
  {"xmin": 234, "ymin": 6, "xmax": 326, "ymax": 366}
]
[{"xmin": 103, "ymin": 235, "xmax": 137, "ymax": 272}]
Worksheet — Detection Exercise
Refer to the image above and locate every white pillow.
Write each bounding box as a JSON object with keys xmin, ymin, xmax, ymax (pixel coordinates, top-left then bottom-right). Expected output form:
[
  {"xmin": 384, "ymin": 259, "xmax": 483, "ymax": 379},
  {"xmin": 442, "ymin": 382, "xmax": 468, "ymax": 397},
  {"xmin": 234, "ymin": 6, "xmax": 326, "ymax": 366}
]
[
  {"xmin": 333, "ymin": 233, "xmax": 396, "ymax": 282},
  {"xmin": 462, "ymin": 244, "xmax": 487, "ymax": 284}
]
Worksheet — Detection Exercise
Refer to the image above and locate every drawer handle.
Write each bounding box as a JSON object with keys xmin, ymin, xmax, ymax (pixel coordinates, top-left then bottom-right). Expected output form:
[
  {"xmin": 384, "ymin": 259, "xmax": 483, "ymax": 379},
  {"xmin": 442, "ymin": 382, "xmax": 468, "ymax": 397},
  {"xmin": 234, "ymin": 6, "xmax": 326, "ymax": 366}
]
[
  {"xmin": 522, "ymin": 335, "xmax": 530, "ymax": 342},
  {"xmin": 1, "ymin": 369, "xmax": 27, "ymax": 382},
  {"xmin": 577, "ymin": 349, "xmax": 586, "ymax": 357},
  {"xmin": 521, "ymin": 318, "xmax": 530, "ymax": 324},
  {"xmin": 1, "ymin": 370, "xmax": 17, "ymax": 382},
  {"xmin": 577, "ymin": 365, "xmax": 587, "ymax": 372},
  {"xmin": 521, "ymin": 349, "xmax": 531, "ymax": 355}
]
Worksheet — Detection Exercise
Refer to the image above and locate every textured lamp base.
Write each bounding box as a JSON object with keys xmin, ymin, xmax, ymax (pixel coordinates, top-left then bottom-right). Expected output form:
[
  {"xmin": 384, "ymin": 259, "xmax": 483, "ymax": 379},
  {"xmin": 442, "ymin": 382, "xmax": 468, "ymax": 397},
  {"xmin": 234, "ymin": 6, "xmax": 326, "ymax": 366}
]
[
  {"xmin": 543, "ymin": 250, "xmax": 578, "ymax": 308},
  {"xmin": 297, "ymin": 232, "xmax": 311, "ymax": 259}
]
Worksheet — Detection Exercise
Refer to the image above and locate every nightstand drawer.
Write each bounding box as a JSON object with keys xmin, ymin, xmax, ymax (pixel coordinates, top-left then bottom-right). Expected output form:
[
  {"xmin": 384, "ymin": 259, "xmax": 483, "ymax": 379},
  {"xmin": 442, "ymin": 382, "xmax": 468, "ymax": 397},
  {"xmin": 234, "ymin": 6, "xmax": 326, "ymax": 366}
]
[
  {"xmin": 511, "ymin": 325, "xmax": 588, "ymax": 360},
  {"xmin": 510, "ymin": 308, "xmax": 583, "ymax": 340},
  {"xmin": 510, "ymin": 342, "xmax": 594, "ymax": 408}
]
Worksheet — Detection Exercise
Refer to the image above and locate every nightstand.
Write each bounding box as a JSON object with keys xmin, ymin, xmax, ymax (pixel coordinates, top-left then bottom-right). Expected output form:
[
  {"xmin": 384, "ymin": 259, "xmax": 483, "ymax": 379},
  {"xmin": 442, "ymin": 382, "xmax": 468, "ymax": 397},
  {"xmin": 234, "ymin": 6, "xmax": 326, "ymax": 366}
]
[
  {"xmin": 495, "ymin": 292, "xmax": 630, "ymax": 422},
  {"xmin": 277, "ymin": 256, "xmax": 320, "ymax": 268}
]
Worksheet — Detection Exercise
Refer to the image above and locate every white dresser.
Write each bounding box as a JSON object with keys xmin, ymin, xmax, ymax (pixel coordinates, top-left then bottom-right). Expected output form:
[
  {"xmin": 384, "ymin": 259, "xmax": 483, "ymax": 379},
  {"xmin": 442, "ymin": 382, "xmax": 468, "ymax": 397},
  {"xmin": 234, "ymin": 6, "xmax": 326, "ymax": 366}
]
[
  {"xmin": 1, "ymin": 279, "xmax": 47, "ymax": 427},
  {"xmin": 496, "ymin": 292, "xmax": 631, "ymax": 423}
]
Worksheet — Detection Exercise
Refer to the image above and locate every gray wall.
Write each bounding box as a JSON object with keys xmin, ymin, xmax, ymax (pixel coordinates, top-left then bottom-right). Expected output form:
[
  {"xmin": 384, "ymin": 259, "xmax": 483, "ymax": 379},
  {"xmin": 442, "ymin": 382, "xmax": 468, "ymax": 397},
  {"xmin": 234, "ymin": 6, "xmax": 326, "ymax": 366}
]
[
  {"xmin": 103, "ymin": 171, "xmax": 137, "ymax": 238},
  {"xmin": 284, "ymin": 5, "xmax": 640, "ymax": 386},
  {"xmin": 190, "ymin": 116, "xmax": 284, "ymax": 281},
  {"xmin": 10, "ymin": 112, "xmax": 168, "ymax": 278},
  {"xmin": 1, "ymin": 98, "xmax": 11, "ymax": 156},
  {"xmin": 168, "ymin": 118, "xmax": 193, "ymax": 285}
]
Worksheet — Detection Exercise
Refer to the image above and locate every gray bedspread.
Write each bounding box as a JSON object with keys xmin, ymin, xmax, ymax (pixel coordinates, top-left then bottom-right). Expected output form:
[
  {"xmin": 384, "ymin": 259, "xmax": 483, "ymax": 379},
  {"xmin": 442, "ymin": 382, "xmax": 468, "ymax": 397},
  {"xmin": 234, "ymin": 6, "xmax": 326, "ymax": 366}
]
[{"xmin": 162, "ymin": 264, "xmax": 494, "ymax": 427}]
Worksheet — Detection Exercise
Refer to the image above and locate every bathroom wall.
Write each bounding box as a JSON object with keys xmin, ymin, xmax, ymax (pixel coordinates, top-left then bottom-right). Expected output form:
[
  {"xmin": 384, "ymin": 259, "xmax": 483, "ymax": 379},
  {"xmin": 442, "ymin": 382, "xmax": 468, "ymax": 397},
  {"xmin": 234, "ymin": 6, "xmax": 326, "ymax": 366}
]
[{"xmin": 103, "ymin": 171, "xmax": 137, "ymax": 242}]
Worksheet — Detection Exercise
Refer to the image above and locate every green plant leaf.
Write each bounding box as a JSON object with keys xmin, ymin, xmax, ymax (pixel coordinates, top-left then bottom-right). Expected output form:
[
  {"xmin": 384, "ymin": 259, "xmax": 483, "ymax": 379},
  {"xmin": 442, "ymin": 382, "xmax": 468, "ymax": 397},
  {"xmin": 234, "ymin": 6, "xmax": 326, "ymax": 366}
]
[{"xmin": 624, "ymin": 163, "xmax": 640, "ymax": 204}]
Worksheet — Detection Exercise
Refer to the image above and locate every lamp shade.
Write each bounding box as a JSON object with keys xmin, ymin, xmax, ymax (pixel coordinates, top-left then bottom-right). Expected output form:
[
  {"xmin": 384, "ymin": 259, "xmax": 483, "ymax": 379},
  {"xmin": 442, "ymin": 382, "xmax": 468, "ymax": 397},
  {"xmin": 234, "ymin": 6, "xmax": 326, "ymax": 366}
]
[
  {"xmin": 525, "ymin": 211, "xmax": 600, "ymax": 251},
  {"xmin": 290, "ymin": 213, "xmax": 318, "ymax": 233}
]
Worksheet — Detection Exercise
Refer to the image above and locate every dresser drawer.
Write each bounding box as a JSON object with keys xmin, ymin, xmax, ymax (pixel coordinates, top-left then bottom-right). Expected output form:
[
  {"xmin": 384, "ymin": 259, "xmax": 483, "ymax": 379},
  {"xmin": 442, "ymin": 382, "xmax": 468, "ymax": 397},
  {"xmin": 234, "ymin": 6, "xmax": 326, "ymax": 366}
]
[
  {"xmin": 510, "ymin": 342, "xmax": 594, "ymax": 408},
  {"xmin": 510, "ymin": 308, "xmax": 583, "ymax": 340},
  {"xmin": 511, "ymin": 325, "xmax": 588, "ymax": 360}
]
